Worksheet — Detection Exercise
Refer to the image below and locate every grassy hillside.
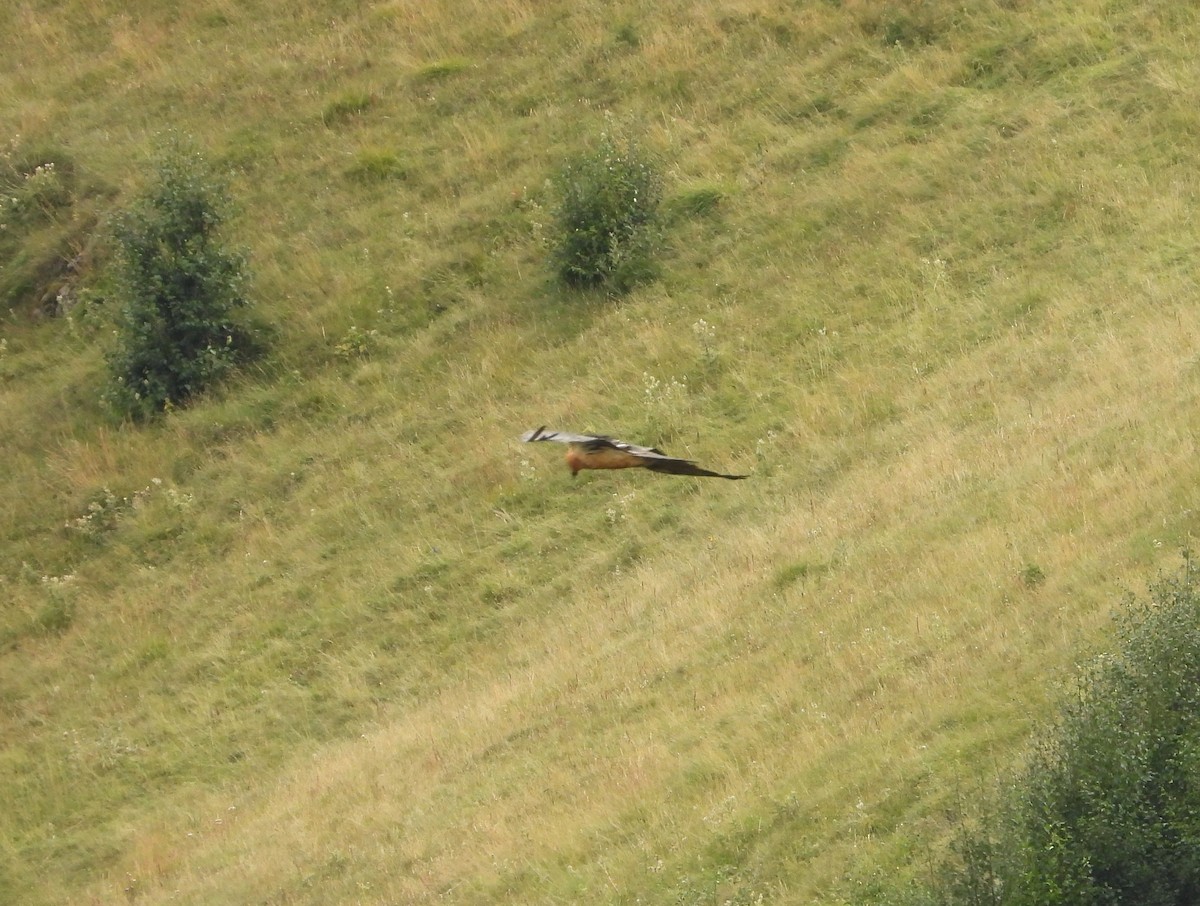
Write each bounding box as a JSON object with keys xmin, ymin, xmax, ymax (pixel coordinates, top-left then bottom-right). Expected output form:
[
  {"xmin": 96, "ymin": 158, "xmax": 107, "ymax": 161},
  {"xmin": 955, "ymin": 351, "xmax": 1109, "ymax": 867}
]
[{"xmin": 3, "ymin": 1, "xmax": 1200, "ymax": 902}]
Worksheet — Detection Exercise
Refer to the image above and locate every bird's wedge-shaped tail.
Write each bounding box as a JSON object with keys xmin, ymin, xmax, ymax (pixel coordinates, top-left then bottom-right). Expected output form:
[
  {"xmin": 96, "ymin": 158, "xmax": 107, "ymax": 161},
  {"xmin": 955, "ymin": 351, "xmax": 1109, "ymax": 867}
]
[{"xmin": 521, "ymin": 426, "xmax": 749, "ymax": 479}]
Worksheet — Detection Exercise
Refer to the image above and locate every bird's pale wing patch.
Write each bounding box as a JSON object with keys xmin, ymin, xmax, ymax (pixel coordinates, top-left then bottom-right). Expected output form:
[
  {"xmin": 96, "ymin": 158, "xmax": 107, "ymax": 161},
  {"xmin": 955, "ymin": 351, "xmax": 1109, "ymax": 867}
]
[
  {"xmin": 522, "ymin": 427, "xmax": 615, "ymax": 446},
  {"xmin": 608, "ymin": 440, "xmax": 684, "ymax": 461}
]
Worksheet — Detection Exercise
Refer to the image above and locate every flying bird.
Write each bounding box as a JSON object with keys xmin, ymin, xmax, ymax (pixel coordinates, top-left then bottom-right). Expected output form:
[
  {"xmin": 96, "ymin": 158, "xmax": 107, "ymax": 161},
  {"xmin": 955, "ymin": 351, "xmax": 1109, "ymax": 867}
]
[{"xmin": 521, "ymin": 426, "xmax": 749, "ymax": 480}]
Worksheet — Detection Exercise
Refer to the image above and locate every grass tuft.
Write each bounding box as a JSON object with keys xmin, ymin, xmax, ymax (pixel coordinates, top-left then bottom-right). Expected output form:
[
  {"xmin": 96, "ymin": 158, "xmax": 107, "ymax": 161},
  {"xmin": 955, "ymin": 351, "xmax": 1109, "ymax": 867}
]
[
  {"xmin": 664, "ymin": 183, "xmax": 727, "ymax": 223},
  {"xmin": 413, "ymin": 57, "xmax": 471, "ymax": 82},
  {"xmin": 345, "ymin": 148, "xmax": 408, "ymax": 183},
  {"xmin": 321, "ymin": 92, "xmax": 375, "ymax": 127}
]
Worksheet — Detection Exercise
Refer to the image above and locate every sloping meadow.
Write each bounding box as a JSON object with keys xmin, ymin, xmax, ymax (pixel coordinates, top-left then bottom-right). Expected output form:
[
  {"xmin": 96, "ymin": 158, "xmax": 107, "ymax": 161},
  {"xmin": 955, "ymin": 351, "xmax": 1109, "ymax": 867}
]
[{"xmin": 2, "ymin": 1, "xmax": 1200, "ymax": 902}]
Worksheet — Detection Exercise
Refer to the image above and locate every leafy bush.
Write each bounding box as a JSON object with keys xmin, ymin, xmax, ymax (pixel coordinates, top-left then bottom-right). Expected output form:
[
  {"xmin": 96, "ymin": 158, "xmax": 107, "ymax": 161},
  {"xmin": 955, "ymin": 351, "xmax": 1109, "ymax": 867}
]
[
  {"xmin": 1009, "ymin": 564, "xmax": 1200, "ymax": 905},
  {"xmin": 106, "ymin": 139, "xmax": 258, "ymax": 418},
  {"xmin": 550, "ymin": 131, "xmax": 662, "ymax": 294},
  {"xmin": 904, "ymin": 560, "xmax": 1200, "ymax": 906}
]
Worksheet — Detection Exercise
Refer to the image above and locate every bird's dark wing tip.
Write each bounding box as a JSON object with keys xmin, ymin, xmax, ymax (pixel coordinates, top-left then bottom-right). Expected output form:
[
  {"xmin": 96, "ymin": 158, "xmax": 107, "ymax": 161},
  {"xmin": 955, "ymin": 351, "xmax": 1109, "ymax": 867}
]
[
  {"xmin": 521, "ymin": 426, "xmax": 548, "ymax": 443},
  {"xmin": 642, "ymin": 458, "xmax": 750, "ymax": 479}
]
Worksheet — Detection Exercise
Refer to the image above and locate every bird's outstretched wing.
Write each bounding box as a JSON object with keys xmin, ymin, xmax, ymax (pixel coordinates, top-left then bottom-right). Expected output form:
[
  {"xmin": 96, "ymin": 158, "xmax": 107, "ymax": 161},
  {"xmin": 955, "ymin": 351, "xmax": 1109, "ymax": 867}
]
[
  {"xmin": 641, "ymin": 457, "xmax": 749, "ymax": 480},
  {"xmin": 521, "ymin": 426, "xmax": 749, "ymax": 480},
  {"xmin": 520, "ymin": 427, "xmax": 619, "ymax": 446},
  {"xmin": 521, "ymin": 426, "xmax": 663, "ymax": 455}
]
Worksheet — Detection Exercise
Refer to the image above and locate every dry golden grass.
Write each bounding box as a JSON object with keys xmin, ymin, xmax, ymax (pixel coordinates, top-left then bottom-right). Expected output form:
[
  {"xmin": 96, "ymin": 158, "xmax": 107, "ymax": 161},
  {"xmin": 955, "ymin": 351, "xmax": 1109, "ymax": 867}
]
[{"xmin": 4, "ymin": 0, "xmax": 1200, "ymax": 903}]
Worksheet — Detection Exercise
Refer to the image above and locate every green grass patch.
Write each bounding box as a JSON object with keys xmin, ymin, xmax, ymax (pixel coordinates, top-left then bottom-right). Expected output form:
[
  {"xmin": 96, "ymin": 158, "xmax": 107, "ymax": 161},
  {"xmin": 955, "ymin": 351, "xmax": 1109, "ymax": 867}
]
[
  {"xmin": 664, "ymin": 182, "xmax": 727, "ymax": 223},
  {"xmin": 413, "ymin": 57, "xmax": 471, "ymax": 82},
  {"xmin": 345, "ymin": 148, "xmax": 409, "ymax": 183},
  {"xmin": 321, "ymin": 92, "xmax": 375, "ymax": 127}
]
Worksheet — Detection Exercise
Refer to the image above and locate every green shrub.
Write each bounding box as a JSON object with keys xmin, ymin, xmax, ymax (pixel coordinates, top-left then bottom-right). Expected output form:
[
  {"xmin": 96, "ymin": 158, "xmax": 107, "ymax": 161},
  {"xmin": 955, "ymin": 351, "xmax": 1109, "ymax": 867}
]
[
  {"xmin": 550, "ymin": 131, "xmax": 662, "ymax": 294},
  {"xmin": 106, "ymin": 138, "xmax": 259, "ymax": 418},
  {"xmin": 905, "ymin": 560, "xmax": 1200, "ymax": 906},
  {"xmin": 1008, "ymin": 564, "xmax": 1200, "ymax": 905}
]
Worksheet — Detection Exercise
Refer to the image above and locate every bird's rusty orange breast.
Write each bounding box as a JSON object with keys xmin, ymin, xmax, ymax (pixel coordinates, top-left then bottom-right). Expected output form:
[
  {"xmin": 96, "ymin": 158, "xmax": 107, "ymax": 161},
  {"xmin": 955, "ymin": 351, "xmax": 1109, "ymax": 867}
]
[{"xmin": 565, "ymin": 444, "xmax": 644, "ymax": 473}]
